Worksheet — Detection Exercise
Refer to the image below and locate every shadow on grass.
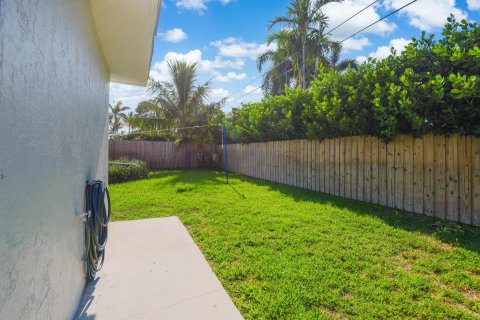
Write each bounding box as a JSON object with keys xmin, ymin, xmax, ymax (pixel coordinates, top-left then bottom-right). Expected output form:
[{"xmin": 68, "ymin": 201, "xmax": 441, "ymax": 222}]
[
  {"xmin": 149, "ymin": 169, "xmax": 226, "ymax": 183},
  {"xmin": 148, "ymin": 169, "xmax": 480, "ymax": 255}
]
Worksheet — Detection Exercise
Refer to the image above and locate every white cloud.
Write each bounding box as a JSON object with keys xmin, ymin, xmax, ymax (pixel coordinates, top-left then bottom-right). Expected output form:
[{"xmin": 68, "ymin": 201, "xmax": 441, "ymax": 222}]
[
  {"xmin": 222, "ymin": 85, "xmax": 263, "ymax": 110},
  {"xmin": 176, "ymin": 0, "xmax": 207, "ymax": 12},
  {"xmin": 468, "ymin": 0, "xmax": 480, "ymax": 10},
  {"xmin": 341, "ymin": 37, "xmax": 371, "ymax": 52},
  {"xmin": 149, "ymin": 49, "xmax": 245, "ymax": 83},
  {"xmin": 323, "ymin": 0, "xmax": 397, "ymax": 40},
  {"xmin": 110, "ymin": 35, "xmax": 270, "ymax": 111},
  {"xmin": 211, "ymin": 38, "xmax": 276, "ymax": 60},
  {"xmin": 110, "ymin": 47, "xmax": 245, "ymax": 108},
  {"xmin": 384, "ymin": 0, "xmax": 468, "ymax": 31},
  {"xmin": 356, "ymin": 56, "xmax": 368, "ymax": 64},
  {"xmin": 109, "ymin": 83, "xmax": 152, "ymax": 111},
  {"xmin": 369, "ymin": 37, "xmax": 411, "ymax": 60},
  {"xmin": 243, "ymin": 85, "xmax": 262, "ymax": 95},
  {"xmin": 209, "ymin": 88, "xmax": 230, "ymax": 102},
  {"xmin": 215, "ymin": 72, "xmax": 247, "ymax": 82},
  {"xmin": 176, "ymin": 0, "xmax": 234, "ymax": 12},
  {"xmin": 158, "ymin": 28, "xmax": 188, "ymax": 43}
]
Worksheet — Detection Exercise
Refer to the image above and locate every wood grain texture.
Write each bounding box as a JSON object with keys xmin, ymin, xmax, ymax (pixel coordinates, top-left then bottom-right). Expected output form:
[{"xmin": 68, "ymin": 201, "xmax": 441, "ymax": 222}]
[
  {"xmin": 434, "ymin": 136, "xmax": 446, "ymax": 220},
  {"xmin": 364, "ymin": 137, "xmax": 372, "ymax": 203},
  {"xmin": 357, "ymin": 137, "xmax": 365, "ymax": 202},
  {"xmin": 394, "ymin": 136, "xmax": 404, "ymax": 210},
  {"xmin": 351, "ymin": 137, "xmax": 358, "ymax": 201},
  {"xmin": 446, "ymin": 135, "xmax": 459, "ymax": 222},
  {"xmin": 378, "ymin": 140, "xmax": 387, "ymax": 206},
  {"xmin": 413, "ymin": 138, "xmax": 424, "ymax": 214},
  {"xmin": 458, "ymin": 136, "xmax": 472, "ymax": 225},
  {"xmin": 403, "ymin": 136, "xmax": 414, "ymax": 212},
  {"xmin": 472, "ymin": 138, "xmax": 480, "ymax": 226},
  {"xmin": 371, "ymin": 138, "xmax": 379, "ymax": 204},
  {"xmin": 112, "ymin": 137, "xmax": 480, "ymax": 226}
]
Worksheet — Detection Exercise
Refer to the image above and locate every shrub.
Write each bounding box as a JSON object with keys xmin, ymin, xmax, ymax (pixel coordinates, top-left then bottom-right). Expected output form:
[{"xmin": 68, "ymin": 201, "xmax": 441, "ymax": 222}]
[
  {"xmin": 229, "ymin": 17, "xmax": 480, "ymax": 143},
  {"xmin": 108, "ymin": 160, "xmax": 149, "ymax": 184}
]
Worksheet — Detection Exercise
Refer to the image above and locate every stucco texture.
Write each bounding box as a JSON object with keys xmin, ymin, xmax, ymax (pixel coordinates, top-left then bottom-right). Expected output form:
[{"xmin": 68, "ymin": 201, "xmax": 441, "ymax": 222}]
[{"xmin": 0, "ymin": 0, "xmax": 109, "ymax": 319}]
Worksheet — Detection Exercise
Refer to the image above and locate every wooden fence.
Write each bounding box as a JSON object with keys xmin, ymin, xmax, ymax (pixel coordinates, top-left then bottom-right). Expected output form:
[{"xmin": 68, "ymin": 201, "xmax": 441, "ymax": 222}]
[
  {"xmin": 109, "ymin": 140, "xmax": 221, "ymax": 169},
  {"xmin": 226, "ymin": 135, "xmax": 480, "ymax": 226}
]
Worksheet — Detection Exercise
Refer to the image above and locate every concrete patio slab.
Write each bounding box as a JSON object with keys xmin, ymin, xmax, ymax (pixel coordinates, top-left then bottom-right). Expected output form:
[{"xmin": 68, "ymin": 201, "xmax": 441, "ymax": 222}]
[{"xmin": 75, "ymin": 217, "xmax": 243, "ymax": 320}]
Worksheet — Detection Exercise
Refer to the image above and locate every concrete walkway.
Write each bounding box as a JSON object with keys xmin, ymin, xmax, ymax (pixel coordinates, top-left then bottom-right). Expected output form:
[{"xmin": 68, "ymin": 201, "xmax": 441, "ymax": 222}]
[{"xmin": 75, "ymin": 217, "xmax": 243, "ymax": 320}]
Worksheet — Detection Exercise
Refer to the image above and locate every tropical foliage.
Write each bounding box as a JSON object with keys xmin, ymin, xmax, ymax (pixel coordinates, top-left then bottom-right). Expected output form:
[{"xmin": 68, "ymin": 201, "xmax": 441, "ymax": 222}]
[
  {"xmin": 109, "ymin": 101, "xmax": 129, "ymax": 134},
  {"xmin": 258, "ymin": 0, "xmax": 340, "ymax": 96},
  {"xmin": 118, "ymin": 60, "xmax": 225, "ymax": 143},
  {"xmin": 229, "ymin": 17, "xmax": 480, "ymax": 143}
]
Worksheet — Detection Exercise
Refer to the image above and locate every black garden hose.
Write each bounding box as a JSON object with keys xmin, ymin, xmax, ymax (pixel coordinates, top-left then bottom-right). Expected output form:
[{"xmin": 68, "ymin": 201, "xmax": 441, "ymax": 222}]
[{"xmin": 84, "ymin": 180, "xmax": 110, "ymax": 280}]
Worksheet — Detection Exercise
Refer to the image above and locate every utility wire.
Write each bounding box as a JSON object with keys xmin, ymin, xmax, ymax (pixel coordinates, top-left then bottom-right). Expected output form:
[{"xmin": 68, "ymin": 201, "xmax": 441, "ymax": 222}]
[
  {"xmin": 222, "ymin": 0, "xmax": 420, "ymax": 109},
  {"xmin": 326, "ymin": 0, "xmax": 380, "ymax": 35},
  {"xmin": 110, "ymin": 123, "xmax": 223, "ymax": 137},
  {"xmin": 223, "ymin": 61, "xmax": 304, "ymax": 109},
  {"xmin": 339, "ymin": 0, "xmax": 418, "ymax": 44},
  {"xmin": 216, "ymin": 0, "xmax": 385, "ymax": 107}
]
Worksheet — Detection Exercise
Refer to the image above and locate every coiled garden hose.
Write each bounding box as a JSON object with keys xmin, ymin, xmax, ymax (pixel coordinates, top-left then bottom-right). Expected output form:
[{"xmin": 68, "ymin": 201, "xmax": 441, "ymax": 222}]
[{"xmin": 84, "ymin": 180, "xmax": 110, "ymax": 280}]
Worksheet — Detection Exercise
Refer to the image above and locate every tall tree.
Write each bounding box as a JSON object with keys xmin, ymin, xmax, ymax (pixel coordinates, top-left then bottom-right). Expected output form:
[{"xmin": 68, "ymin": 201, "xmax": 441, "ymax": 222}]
[
  {"xmin": 132, "ymin": 60, "xmax": 226, "ymax": 142},
  {"xmin": 259, "ymin": 0, "xmax": 339, "ymax": 95},
  {"xmin": 127, "ymin": 101, "xmax": 168, "ymax": 132},
  {"xmin": 325, "ymin": 42, "xmax": 359, "ymax": 72},
  {"xmin": 109, "ymin": 101, "xmax": 129, "ymax": 134},
  {"xmin": 124, "ymin": 111, "xmax": 136, "ymax": 133},
  {"xmin": 257, "ymin": 30, "xmax": 295, "ymax": 96},
  {"xmin": 148, "ymin": 60, "xmax": 210, "ymax": 128}
]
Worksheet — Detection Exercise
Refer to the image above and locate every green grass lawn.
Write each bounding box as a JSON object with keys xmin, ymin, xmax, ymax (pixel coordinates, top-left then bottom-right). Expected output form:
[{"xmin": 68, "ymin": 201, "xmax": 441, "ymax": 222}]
[{"xmin": 110, "ymin": 169, "xmax": 480, "ymax": 319}]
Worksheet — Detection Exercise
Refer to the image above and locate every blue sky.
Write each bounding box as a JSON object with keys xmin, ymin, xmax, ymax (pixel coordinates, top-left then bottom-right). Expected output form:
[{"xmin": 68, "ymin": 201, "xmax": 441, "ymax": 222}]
[{"xmin": 110, "ymin": 0, "xmax": 480, "ymax": 112}]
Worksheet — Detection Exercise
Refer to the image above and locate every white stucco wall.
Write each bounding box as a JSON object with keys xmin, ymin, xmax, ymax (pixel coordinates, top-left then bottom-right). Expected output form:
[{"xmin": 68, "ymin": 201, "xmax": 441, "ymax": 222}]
[{"xmin": 0, "ymin": 1, "xmax": 109, "ymax": 319}]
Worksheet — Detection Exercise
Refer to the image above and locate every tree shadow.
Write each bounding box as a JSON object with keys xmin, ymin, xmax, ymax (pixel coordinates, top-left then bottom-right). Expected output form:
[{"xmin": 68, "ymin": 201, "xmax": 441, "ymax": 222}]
[
  {"xmin": 149, "ymin": 168, "xmax": 229, "ymax": 186},
  {"xmin": 233, "ymin": 173, "xmax": 480, "ymax": 255},
  {"xmin": 144, "ymin": 169, "xmax": 480, "ymax": 254}
]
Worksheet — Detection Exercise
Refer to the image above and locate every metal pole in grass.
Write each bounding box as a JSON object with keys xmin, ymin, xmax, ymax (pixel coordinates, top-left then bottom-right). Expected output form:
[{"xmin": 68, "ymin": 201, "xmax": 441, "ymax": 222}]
[{"xmin": 222, "ymin": 124, "xmax": 229, "ymax": 184}]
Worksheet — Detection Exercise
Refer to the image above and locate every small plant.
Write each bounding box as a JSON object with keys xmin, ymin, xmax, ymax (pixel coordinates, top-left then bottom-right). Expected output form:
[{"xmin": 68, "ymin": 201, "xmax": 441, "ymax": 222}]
[{"xmin": 108, "ymin": 160, "xmax": 149, "ymax": 184}]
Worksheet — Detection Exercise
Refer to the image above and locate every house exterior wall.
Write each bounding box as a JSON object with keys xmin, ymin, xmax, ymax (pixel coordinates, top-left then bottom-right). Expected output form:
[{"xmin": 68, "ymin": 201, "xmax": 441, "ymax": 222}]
[{"xmin": 0, "ymin": 1, "xmax": 109, "ymax": 319}]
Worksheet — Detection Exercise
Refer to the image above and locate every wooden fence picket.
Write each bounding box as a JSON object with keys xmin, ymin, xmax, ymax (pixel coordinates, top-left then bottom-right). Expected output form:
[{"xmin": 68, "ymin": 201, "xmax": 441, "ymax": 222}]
[
  {"xmin": 434, "ymin": 136, "xmax": 447, "ymax": 220},
  {"xmin": 110, "ymin": 135, "xmax": 480, "ymax": 226}
]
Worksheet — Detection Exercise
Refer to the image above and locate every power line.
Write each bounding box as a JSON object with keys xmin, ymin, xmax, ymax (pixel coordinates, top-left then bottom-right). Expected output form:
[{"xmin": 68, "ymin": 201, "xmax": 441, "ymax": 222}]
[
  {"xmin": 110, "ymin": 123, "xmax": 223, "ymax": 137},
  {"xmin": 222, "ymin": 70, "xmax": 271, "ymax": 102},
  {"xmin": 223, "ymin": 61, "xmax": 303, "ymax": 109},
  {"xmin": 339, "ymin": 0, "xmax": 418, "ymax": 44},
  {"xmin": 326, "ymin": 0, "xmax": 380, "ymax": 36},
  {"xmin": 217, "ymin": 0, "xmax": 385, "ymax": 107},
  {"xmin": 222, "ymin": 0, "xmax": 420, "ymax": 109}
]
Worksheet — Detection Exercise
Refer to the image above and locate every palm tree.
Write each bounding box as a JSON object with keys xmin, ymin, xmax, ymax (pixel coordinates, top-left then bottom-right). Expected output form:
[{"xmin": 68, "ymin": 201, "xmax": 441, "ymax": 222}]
[
  {"xmin": 124, "ymin": 111, "xmax": 136, "ymax": 133},
  {"xmin": 124, "ymin": 101, "xmax": 167, "ymax": 132},
  {"xmin": 262, "ymin": 0, "xmax": 338, "ymax": 92},
  {"xmin": 257, "ymin": 30, "xmax": 295, "ymax": 96},
  {"xmin": 148, "ymin": 60, "xmax": 210, "ymax": 127},
  {"xmin": 109, "ymin": 101, "xmax": 129, "ymax": 134},
  {"xmin": 325, "ymin": 42, "xmax": 359, "ymax": 72},
  {"xmin": 145, "ymin": 60, "xmax": 225, "ymax": 141}
]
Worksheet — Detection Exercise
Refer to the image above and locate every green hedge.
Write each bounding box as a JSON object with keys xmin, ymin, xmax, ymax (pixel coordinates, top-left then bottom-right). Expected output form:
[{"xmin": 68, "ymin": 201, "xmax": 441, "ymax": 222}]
[
  {"xmin": 108, "ymin": 160, "xmax": 149, "ymax": 184},
  {"xmin": 229, "ymin": 17, "xmax": 480, "ymax": 143}
]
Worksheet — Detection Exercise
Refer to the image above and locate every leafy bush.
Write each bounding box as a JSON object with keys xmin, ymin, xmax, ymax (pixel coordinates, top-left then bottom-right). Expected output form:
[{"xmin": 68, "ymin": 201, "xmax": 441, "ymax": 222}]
[
  {"xmin": 108, "ymin": 160, "xmax": 149, "ymax": 184},
  {"xmin": 230, "ymin": 17, "xmax": 480, "ymax": 143}
]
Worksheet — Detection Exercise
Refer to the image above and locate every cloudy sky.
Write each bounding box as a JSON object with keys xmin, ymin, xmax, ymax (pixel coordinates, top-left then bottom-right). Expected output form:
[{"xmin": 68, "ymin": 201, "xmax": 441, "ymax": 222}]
[{"xmin": 110, "ymin": 0, "xmax": 480, "ymax": 112}]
